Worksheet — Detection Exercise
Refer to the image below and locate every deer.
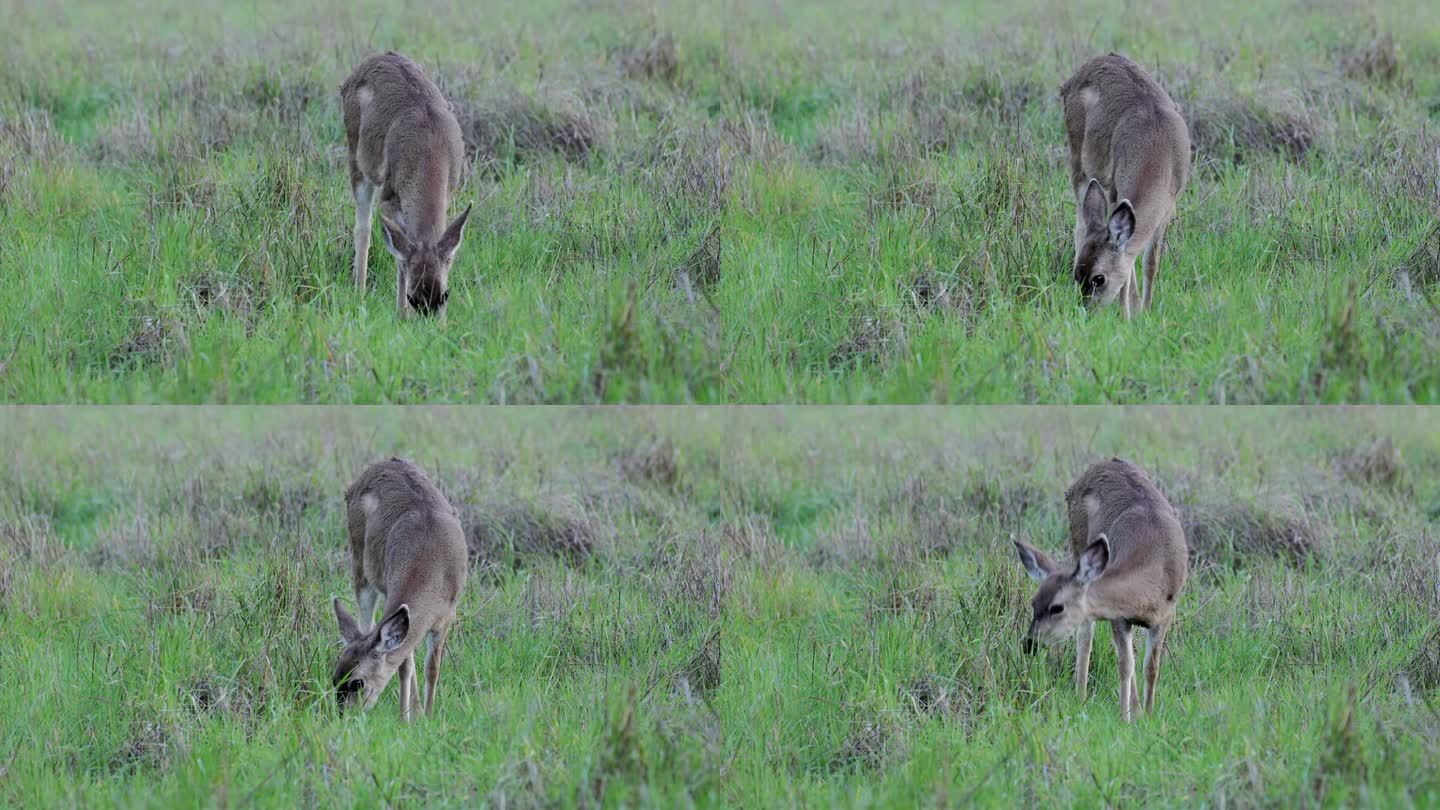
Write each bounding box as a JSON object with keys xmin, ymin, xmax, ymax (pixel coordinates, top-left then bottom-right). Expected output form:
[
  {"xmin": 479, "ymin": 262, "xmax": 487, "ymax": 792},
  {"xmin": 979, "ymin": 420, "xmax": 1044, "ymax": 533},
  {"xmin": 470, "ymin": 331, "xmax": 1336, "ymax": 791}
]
[
  {"xmin": 341, "ymin": 52, "xmax": 472, "ymax": 320},
  {"xmin": 331, "ymin": 458, "xmax": 468, "ymax": 720},
  {"xmin": 1012, "ymin": 457, "xmax": 1188, "ymax": 721},
  {"xmin": 1061, "ymin": 53, "xmax": 1191, "ymax": 317}
]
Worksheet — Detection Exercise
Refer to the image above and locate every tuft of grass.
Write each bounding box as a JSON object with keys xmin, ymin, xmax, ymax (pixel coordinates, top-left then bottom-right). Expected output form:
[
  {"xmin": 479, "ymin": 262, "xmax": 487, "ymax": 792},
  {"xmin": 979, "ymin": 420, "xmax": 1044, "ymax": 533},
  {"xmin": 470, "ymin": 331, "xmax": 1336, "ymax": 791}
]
[
  {"xmin": 455, "ymin": 90, "xmax": 602, "ymax": 168},
  {"xmin": 461, "ymin": 496, "xmax": 598, "ymax": 572},
  {"xmin": 1185, "ymin": 96, "xmax": 1318, "ymax": 164},
  {"xmin": 1338, "ymin": 32, "xmax": 1401, "ymax": 84}
]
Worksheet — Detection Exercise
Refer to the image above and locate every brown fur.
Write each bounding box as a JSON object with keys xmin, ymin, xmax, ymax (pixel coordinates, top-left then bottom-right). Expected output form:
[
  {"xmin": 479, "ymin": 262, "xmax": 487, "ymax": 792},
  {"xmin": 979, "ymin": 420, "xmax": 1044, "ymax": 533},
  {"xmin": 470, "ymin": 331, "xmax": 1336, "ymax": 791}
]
[
  {"xmin": 1014, "ymin": 457, "xmax": 1188, "ymax": 721},
  {"xmin": 1061, "ymin": 53, "xmax": 1191, "ymax": 317},
  {"xmin": 331, "ymin": 458, "xmax": 468, "ymax": 720},
  {"xmin": 341, "ymin": 52, "xmax": 471, "ymax": 319}
]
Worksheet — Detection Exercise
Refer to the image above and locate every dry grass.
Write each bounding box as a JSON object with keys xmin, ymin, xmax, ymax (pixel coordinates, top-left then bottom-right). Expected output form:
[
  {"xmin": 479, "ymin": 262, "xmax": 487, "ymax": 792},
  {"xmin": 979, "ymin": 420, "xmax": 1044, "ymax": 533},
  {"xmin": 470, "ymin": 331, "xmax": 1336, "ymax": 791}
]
[
  {"xmin": 1405, "ymin": 628, "xmax": 1440, "ymax": 691},
  {"xmin": 112, "ymin": 720, "xmax": 179, "ymax": 773},
  {"xmin": 1185, "ymin": 95, "xmax": 1318, "ymax": 165},
  {"xmin": 901, "ymin": 674, "xmax": 979, "ymax": 726},
  {"xmin": 829, "ymin": 315, "xmax": 904, "ymax": 370},
  {"xmin": 675, "ymin": 628, "xmax": 721, "ymax": 698},
  {"xmin": 181, "ymin": 270, "xmax": 259, "ymax": 323},
  {"xmin": 107, "ymin": 315, "xmax": 182, "ymax": 371},
  {"xmin": 454, "ymin": 90, "xmax": 602, "ymax": 168},
  {"xmin": 0, "ymin": 513, "xmax": 60, "ymax": 564},
  {"xmin": 828, "ymin": 714, "xmax": 905, "ymax": 773},
  {"xmin": 888, "ymin": 474, "xmax": 975, "ymax": 560},
  {"xmin": 1157, "ymin": 467, "xmax": 1323, "ymax": 567},
  {"xmin": 677, "ymin": 222, "xmax": 723, "ymax": 291},
  {"xmin": 1180, "ymin": 490, "xmax": 1317, "ymax": 566},
  {"xmin": 1336, "ymin": 437, "xmax": 1404, "ymax": 489},
  {"xmin": 1405, "ymin": 222, "xmax": 1440, "ymax": 286},
  {"xmin": 461, "ymin": 496, "xmax": 599, "ymax": 571},
  {"xmin": 1337, "ymin": 33, "xmax": 1401, "ymax": 84},
  {"xmin": 0, "ymin": 108, "xmax": 63, "ymax": 160},
  {"xmin": 718, "ymin": 513, "xmax": 781, "ymax": 563},
  {"xmin": 959, "ymin": 475, "xmax": 1043, "ymax": 529},
  {"xmin": 614, "ymin": 33, "xmax": 681, "ymax": 83},
  {"xmin": 813, "ymin": 57, "xmax": 1043, "ymax": 168},
  {"xmin": 810, "ymin": 503, "xmax": 881, "ymax": 568},
  {"xmin": 616, "ymin": 437, "xmax": 681, "ymax": 489}
]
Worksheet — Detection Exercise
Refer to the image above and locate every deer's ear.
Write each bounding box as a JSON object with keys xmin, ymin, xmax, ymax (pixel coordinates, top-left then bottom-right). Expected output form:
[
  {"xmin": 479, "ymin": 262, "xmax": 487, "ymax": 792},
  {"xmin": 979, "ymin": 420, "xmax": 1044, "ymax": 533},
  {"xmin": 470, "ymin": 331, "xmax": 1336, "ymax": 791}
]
[
  {"xmin": 1076, "ymin": 534, "xmax": 1111, "ymax": 583},
  {"xmin": 380, "ymin": 214, "xmax": 411, "ymax": 260},
  {"xmin": 334, "ymin": 597, "xmax": 363, "ymax": 644},
  {"xmin": 1081, "ymin": 178, "xmax": 1108, "ymax": 233},
  {"xmin": 1107, "ymin": 201, "xmax": 1135, "ymax": 249},
  {"xmin": 374, "ymin": 604, "xmax": 410, "ymax": 654},
  {"xmin": 437, "ymin": 204, "xmax": 472, "ymax": 262},
  {"xmin": 1014, "ymin": 540, "xmax": 1061, "ymax": 581}
]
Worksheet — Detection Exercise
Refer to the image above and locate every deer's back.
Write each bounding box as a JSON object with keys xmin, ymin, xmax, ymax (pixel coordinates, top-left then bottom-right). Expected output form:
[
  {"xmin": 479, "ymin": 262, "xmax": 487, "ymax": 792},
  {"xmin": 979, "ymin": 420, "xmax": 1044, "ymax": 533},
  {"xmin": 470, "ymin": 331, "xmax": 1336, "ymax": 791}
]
[
  {"xmin": 1062, "ymin": 53, "xmax": 1190, "ymax": 200},
  {"xmin": 1066, "ymin": 457, "xmax": 1188, "ymax": 613},
  {"xmin": 1066, "ymin": 458, "xmax": 1186, "ymax": 563},
  {"xmin": 345, "ymin": 458, "xmax": 467, "ymax": 603},
  {"xmin": 340, "ymin": 53, "xmax": 464, "ymax": 193}
]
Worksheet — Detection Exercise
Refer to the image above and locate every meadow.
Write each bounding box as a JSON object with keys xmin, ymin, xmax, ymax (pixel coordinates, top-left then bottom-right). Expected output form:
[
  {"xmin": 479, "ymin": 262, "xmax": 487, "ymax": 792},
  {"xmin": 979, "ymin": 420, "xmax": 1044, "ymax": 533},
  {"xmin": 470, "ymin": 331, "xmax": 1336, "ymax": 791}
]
[
  {"xmin": 2, "ymin": 0, "xmax": 1439, "ymax": 403},
  {"xmin": 1, "ymin": 406, "xmax": 1438, "ymax": 806}
]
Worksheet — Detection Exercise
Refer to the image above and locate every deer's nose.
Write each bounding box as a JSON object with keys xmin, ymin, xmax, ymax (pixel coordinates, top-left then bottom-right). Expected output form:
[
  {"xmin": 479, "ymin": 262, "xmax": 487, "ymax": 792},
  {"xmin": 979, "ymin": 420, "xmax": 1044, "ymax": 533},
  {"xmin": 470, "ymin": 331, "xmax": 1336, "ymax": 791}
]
[
  {"xmin": 408, "ymin": 295, "xmax": 442, "ymax": 316},
  {"xmin": 408, "ymin": 280, "xmax": 448, "ymax": 316}
]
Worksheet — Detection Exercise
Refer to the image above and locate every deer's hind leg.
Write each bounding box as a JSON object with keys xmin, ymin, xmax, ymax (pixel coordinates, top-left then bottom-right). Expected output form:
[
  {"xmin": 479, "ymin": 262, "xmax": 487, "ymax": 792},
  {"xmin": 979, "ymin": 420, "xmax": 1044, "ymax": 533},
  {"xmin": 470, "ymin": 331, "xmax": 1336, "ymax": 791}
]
[
  {"xmin": 424, "ymin": 623, "xmax": 452, "ymax": 715},
  {"xmin": 1141, "ymin": 223, "xmax": 1166, "ymax": 311},
  {"xmin": 1075, "ymin": 620, "xmax": 1094, "ymax": 700},
  {"xmin": 408, "ymin": 653, "xmax": 421, "ymax": 710},
  {"xmin": 398, "ymin": 654, "xmax": 417, "ymax": 722},
  {"xmin": 351, "ymin": 163, "xmax": 375, "ymax": 294},
  {"xmin": 1142, "ymin": 623, "xmax": 1169, "ymax": 714},
  {"xmin": 1110, "ymin": 619, "xmax": 1136, "ymax": 722}
]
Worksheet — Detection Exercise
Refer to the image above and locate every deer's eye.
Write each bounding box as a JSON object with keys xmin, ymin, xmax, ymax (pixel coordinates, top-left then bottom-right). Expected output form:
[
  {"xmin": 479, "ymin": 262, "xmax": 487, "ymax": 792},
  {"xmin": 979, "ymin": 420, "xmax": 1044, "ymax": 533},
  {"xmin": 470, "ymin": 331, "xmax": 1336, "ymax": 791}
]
[
  {"xmin": 1091, "ymin": 275, "xmax": 1105, "ymax": 289},
  {"xmin": 1049, "ymin": 604, "xmax": 1065, "ymax": 615}
]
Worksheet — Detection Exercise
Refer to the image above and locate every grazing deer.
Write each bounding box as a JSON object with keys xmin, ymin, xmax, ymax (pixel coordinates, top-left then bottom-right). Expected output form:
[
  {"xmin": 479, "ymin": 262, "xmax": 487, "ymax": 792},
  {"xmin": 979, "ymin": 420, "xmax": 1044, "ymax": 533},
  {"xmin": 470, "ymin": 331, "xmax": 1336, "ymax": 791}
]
[
  {"xmin": 332, "ymin": 458, "xmax": 468, "ymax": 720},
  {"xmin": 341, "ymin": 52, "xmax": 472, "ymax": 319},
  {"xmin": 1061, "ymin": 53, "xmax": 1191, "ymax": 317},
  {"xmin": 1013, "ymin": 457, "xmax": 1188, "ymax": 721}
]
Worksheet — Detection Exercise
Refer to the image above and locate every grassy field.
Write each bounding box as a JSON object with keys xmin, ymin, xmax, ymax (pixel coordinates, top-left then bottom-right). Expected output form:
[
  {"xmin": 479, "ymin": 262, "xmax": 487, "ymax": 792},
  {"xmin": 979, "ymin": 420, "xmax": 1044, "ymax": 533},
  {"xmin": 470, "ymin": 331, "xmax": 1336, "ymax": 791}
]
[
  {"xmin": 1, "ymin": 406, "xmax": 1437, "ymax": 806},
  {"xmin": 1, "ymin": 0, "xmax": 1439, "ymax": 402}
]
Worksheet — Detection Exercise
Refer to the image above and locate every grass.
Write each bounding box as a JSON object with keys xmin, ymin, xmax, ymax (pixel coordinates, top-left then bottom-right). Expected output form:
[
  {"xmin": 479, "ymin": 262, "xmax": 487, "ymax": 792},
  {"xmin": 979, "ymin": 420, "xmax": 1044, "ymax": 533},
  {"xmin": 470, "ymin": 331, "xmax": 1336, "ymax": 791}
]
[
  {"xmin": 1, "ymin": 406, "xmax": 1438, "ymax": 806},
  {"xmin": 1, "ymin": 0, "xmax": 1439, "ymax": 402}
]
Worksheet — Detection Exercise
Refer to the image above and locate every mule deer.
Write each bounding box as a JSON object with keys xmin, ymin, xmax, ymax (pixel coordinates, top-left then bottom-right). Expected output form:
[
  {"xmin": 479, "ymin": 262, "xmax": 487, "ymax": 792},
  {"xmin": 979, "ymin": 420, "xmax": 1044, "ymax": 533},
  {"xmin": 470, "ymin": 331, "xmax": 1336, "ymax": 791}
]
[
  {"xmin": 1061, "ymin": 53, "xmax": 1191, "ymax": 317},
  {"xmin": 331, "ymin": 458, "xmax": 468, "ymax": 720},
  {"xmin": 1013, "ymin": 457, "xmax": 1188, "ymax": 721},
  {"xmin": 341, "ymin": 52, "xmax": 471, "ymax": 319}
]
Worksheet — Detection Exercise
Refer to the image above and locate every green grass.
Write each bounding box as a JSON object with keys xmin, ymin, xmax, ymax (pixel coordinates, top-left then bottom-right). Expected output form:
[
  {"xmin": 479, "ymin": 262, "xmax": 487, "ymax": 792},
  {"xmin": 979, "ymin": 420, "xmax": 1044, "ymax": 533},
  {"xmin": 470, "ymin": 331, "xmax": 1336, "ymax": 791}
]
[
  {"xmin": 2, "ymin": 0, "xmax": 1438, "ymax": 402},
  {"xmin": 1, "ymin": 406, "xmax": 1438, "ymax": 806}
]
